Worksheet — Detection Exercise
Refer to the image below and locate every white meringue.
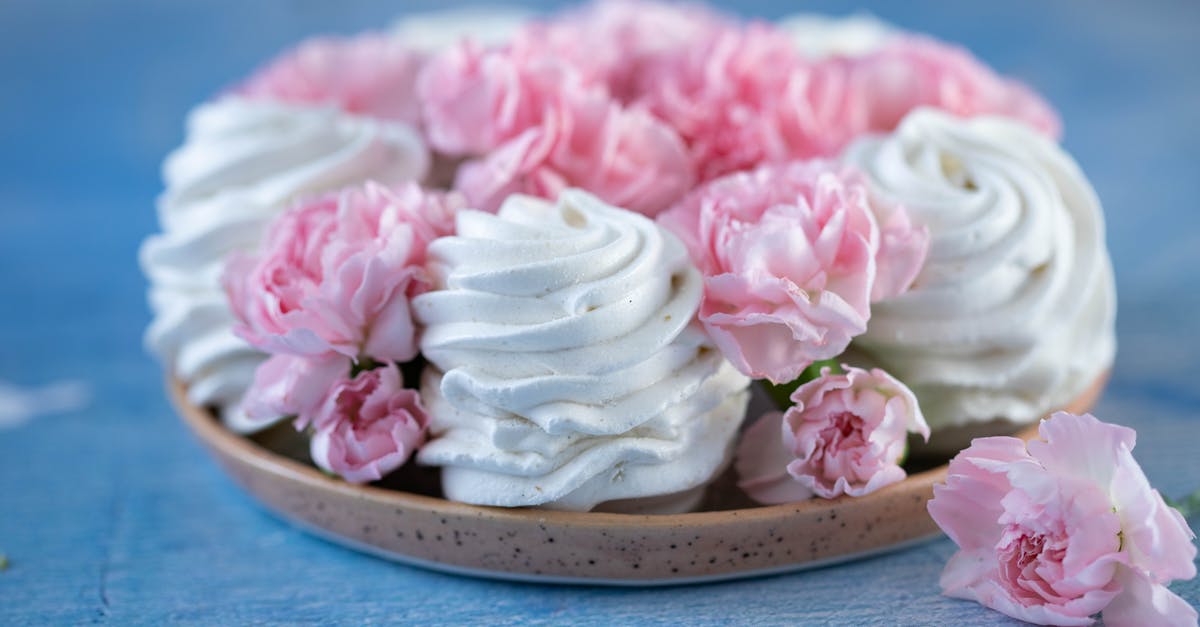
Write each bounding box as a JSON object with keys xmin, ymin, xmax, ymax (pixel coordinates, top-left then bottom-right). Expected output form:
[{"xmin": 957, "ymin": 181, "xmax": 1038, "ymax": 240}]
[
  {"xmin": 141, "ymin": 97, "xmax": 428, "ymax": 432},
  {"xmin": 414, "ymin": 190, "xmax": 750, "ymax": 511},
  {"xmin": 777, "ymin": 12, "xmax": 897, "ymax": 59},
  {"xmin": 843, "ymin": 108, "xmax": 1116, "ymax": 434},
  {"xmin": 390, "ymin": 6, "xmax": 533, "ymax": 52}
]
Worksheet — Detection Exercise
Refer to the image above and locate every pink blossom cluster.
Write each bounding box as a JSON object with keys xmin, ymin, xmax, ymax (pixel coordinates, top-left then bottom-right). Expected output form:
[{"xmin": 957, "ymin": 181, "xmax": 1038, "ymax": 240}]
[
  {"xmin": 233, "ymin": 3, "xmax": 1058, "ymax": 205},
  {"xmin": 407, "ymin": 0, "xmax": 1059, "ymax": 214},
  {"xmin": 227, "ymin": 4, "xmax": 1061, "ymax": 222},
  {"xmin": 223, "ymin": 183, "xmax": 462, "ymax": 483}
]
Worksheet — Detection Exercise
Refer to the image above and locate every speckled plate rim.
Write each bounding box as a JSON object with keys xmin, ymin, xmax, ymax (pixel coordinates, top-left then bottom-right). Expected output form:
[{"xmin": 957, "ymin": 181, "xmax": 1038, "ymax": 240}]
[
  {"xmin": 170, "ymin": 374, "xmax": 1107, "ymax": 585},
  {"xmin": 289, "ymin": 517, "xmax": 945, "ymax": 586}
]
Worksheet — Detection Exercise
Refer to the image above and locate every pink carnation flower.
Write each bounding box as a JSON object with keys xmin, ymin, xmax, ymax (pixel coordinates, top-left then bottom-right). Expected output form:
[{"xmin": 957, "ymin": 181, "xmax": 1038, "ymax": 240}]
[
  {"xmin": 418, "ymin": 0, "xmax": 720, "ymax": 161},
  {"xmin": 658, "ymin": 161, "xmax": 927, "ymax": 383},
  {"xmin": 635, "ymin": 22, "xmax": 806, "ymax": 181},
  {"xmin": 736, "ymin": 366, "xmax": 930, "ymax": 503},
  {"xmin": 778, "ymin": 36, "xmax": 1061, "ymax": 157},
  {"xmin": 867, "ymin": 196, "xmax": 933, "ymax": 303},
  {"xmin": 417, "ymin": 40, "xmax": 592, "ymax": 157},
  {"xmin": 224, "ymin": 183, "xmax": 461, "ymax": 363},
  {"xmin": 309, "ymin": 363, "xmax": 428, "ymax": 484},
  {"xmin": 238, "ymin": 353, "xmax": 346, "ymax": 428},
  {"xmin": 857, "ymin": 37, "xmax": 1061, "ymax": 136},
  {"xmin": 455, "ymin": 93, "xmax": 695, "ymax": 217},
  {"xmin": 510, "ymin": 0, "xmax": 726, "ymax": 103},
  {"xmin": 236, "ymin": 33, "xmax": 426, "ymax": 126},
  {"xmin": 929, "ymin": 412, "xmax": 1197, "ymax": 627}
]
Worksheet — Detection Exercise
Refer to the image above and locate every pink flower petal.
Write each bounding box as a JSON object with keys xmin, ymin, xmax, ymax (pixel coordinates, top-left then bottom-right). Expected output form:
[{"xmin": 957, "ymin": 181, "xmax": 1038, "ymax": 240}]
[
  {"xmin": 237, "ymin": 33, "xmax": 426, "ymax": 125},
  {"xmin": 1028, "ymin": 411, "xmax": 1137, "ymax": 488},
  {"xmin": 929, "ymin": 436, "xmax": 1028, "ymax": 550},
  {"xmin": 455, "ymin": 92, "xmax": 694, "ymax": 217},
  {"xmin": 735, "ymin": 411, "xmax": 815, "ymax": 504},
  {"xmin": 239, "ymin": 353, "xmax": 347, "ymax": 427},
  {"xmin": 1104, "ymin": 566, "xmax": 1198, "ymax": 627},
  {"xmin": 1109, "ymin": 451, "xmax": 1198, "ymax": 583}
]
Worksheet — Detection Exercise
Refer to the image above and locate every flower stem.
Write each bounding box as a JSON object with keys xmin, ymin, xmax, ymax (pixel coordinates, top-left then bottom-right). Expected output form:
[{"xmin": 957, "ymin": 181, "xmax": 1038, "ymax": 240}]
[
  {"xmin": 762, "ymin": 359, "xmax": 843, "ymax": 409},
  {"xmin": 350, "ymin": 356, "xmax": 382, "ymax": 377}
]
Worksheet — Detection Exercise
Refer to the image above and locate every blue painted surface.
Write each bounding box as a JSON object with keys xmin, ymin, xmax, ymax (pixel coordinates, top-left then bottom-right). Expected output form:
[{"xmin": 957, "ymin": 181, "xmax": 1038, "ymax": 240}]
[{"xmin": 0, "ymin": 1, "xmax": 1197, "ymax": 624}]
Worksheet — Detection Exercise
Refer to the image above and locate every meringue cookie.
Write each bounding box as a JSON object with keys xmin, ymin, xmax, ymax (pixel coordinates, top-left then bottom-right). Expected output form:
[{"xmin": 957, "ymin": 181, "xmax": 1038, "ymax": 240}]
[
  {"xmin": 777, "ymin": 13, "xmax": 897, "ymax": 59},
  {"xmin": 141, "ymin": 97, "xmax": 428, "ymax": 432},
  {"xmin": 390, "ymin": 6, "xmax": 533, "ymax": 52},
  {"xmin": 414, "ymin": 190, "xmax": 750, "ymax": 511},
  {"xmin": 843, "ymin": 108, "xmax": 1116, "ymax": 438}
]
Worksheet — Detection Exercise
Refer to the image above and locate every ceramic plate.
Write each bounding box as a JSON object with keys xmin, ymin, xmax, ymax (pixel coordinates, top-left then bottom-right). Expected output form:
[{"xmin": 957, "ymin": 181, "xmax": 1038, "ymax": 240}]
[{"xmin": 171, "ymin": 375, "xmax": 1106, "ymax": 585}]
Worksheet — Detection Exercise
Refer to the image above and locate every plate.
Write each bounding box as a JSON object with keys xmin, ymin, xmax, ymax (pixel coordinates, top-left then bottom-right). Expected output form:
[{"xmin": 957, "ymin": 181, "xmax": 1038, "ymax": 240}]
[{"xmin": 171, "ymin": 374, "xmax": 1106, "ymax": 585}]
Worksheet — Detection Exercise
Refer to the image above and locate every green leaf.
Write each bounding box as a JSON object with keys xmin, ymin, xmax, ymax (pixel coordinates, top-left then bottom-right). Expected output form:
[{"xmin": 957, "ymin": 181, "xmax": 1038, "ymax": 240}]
[
  {"xmin": 0, "ymin": 554, "xmax": 8, "ymax": 571},
  {"xmin": 897, "ymin": 441, "xmax": 910, "ymax": 467},
  {"xmin": 761, "ymin": 359, "xmax": 844, "ymax": 410},
  {"xmin": 1165, "ymin": 488, "xmax": 1200, "ymax": 519}
]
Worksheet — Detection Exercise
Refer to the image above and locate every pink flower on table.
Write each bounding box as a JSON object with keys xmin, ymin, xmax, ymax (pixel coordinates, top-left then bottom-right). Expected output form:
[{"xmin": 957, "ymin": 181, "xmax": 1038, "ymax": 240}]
[
  {"xmin": 658, "ymin": 161, "xmax": 927, "ymax": 383},
  {"xmin": 929, "ymin": 412, "xmax": 1198, "ymax": 626},
  {"xmin": 223, "ymin": 183, "xmax": 462, "ymax": 363},
  {"xmin": 777, "ymin": 36, "xmax": 1061, "ymax": 158},
  {"xmin": 455, "ymin": 92, "xmax": 695, "ymax": 217},
  {"xmin": 238, "ymin": 353, "xmax": 346, "ymax": 428},
  {"xmin": 736, "ymin": 366, "xmax": 929, "ymax": 503},
  {"xmin": 309, "ymin": 364, "xmax": 428, "ymax": 484},
  {"xmin": 635, "ymin": 22, "xmax": 806, "ymax": 181},
  {"xmin": 236, "ymin": 33, "xmax": 426, "ymax": 126},
  {"xmin": 417, "ymin": 40, "xmax": 592, "ymax": 157}
]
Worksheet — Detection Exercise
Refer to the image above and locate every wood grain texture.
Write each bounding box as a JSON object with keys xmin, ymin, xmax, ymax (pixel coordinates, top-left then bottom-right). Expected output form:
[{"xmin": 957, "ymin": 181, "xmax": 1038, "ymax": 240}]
[{"xmin": 0, "ymin": 0, "xmax": 1198, "ymax": 624}]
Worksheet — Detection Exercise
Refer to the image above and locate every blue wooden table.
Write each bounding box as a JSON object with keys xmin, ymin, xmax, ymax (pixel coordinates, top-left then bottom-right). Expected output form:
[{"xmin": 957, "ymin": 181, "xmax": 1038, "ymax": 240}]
[{"xmin": 1, "ymin": 1, "xmax": 1197, "ymax": 624}]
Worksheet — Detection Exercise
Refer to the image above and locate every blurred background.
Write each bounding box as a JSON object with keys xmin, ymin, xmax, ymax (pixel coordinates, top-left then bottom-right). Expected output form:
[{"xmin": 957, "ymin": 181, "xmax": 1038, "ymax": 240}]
[{"xmin": 1, "ymin": 1, "xmax": 1197, "ymax": 623}]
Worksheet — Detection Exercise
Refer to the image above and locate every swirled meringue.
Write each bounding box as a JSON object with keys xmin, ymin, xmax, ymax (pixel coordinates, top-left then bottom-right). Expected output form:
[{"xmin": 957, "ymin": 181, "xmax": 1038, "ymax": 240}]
[
  {"xmin": 140, "ymin": 97, "xmax": 428, "ymax": 432},
  {"xmin": 843, "ymin": 108, "xmax": 1115, "ymax": 440},
  {"xmin": 390, "ymin": 6, "xmax": 534, "ymax": 52},
  {"xmin": 414, "ymin": 190, "xmax": 750, "ymax": 511},
  {"xmin": 777, "ymin": 13, "xmax": 897, "ymax": 59}
]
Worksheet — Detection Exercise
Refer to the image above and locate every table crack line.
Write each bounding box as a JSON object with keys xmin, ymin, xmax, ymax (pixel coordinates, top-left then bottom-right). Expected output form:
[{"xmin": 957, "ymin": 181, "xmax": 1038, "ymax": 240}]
[{"xmin": 97, "ymin": 494, "xmax": 125, "ymax": 616}]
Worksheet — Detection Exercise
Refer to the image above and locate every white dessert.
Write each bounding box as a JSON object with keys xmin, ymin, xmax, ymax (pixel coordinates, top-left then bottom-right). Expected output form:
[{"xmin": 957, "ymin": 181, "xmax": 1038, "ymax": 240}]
[
  {"xmin": 140, "ymin": 98, "xmax": 428, "ymax": 432},
  {"xmin": 414, "ymin": 190, "xmax": 750, "ymax": 512},
  {"xmin": 843, "ymin": 108, "xmax": 1116, "ymax": 436},
  {"xmin": 777, "ymin": 13, "xmax": 897, "ymax": 59},
  {"xmin": 390, "ymin": 6, "xmax": 533, "ymax": 51}
]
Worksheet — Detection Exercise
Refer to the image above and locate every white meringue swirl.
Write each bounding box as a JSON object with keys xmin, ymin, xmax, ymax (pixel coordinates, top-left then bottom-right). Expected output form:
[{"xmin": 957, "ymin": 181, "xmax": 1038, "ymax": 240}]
[
  {"xmin": 777, "ymin": 12, "xmax": 897, "ymax": 59},
  {"xmin": 414, "ymin": 190, "xmax": 750, "ymax": 511},
  {"xmin": 843, "ymin": 108, "xmax": 1116, "ymax": 434},
  {"xmin": 390, "ymin": 6, "xmax": 533, "ymax": 52},
  {"xmin": 141, "ymin": 97, "xmax": 428, "ymax": 431}
]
